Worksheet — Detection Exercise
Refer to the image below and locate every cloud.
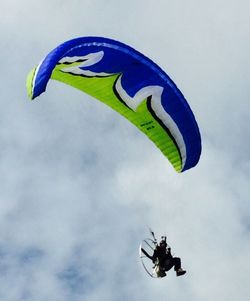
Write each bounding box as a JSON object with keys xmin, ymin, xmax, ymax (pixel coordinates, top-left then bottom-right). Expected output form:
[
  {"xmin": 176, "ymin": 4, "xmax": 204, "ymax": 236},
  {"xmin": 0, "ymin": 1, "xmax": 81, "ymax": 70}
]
[{"xmin": 0, "ymin": 0, "xmax": 249, "ymax": 300}]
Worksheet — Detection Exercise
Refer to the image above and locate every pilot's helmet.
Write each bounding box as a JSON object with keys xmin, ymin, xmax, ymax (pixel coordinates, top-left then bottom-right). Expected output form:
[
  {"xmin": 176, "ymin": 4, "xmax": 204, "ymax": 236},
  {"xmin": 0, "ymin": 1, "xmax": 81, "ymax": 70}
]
[{"xmin": 160, "ymin": 240, "xmax": 166, "ymax": 247}]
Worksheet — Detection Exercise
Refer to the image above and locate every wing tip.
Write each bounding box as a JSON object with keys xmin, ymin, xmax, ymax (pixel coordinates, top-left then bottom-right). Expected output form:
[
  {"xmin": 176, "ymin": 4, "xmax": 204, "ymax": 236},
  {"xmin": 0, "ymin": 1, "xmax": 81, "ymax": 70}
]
[{"xmin": 26, "ymin": 67, "xmax": 37, "ymax": 100}]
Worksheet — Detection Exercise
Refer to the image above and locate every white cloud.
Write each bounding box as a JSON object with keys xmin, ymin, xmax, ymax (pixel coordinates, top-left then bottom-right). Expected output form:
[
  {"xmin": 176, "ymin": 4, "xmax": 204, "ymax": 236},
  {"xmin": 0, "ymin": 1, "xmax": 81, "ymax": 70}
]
[{"xmin": 0, "ymin": 0, "xmax": 249, "ymax": 300}]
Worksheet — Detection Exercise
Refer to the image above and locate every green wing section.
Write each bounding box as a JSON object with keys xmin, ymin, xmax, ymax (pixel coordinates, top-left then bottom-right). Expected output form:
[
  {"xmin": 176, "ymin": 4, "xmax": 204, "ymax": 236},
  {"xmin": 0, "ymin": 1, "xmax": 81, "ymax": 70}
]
[{"xmin": 51, "ymin": 65, "xmax": 182, "ymax": 172}]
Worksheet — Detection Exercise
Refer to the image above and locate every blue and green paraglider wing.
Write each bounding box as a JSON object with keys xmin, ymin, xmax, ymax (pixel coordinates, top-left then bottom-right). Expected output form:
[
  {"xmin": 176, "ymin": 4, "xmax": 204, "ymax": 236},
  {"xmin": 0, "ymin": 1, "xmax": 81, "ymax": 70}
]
[{"xmin": 26, "ymin": 36, "xmax": 201, "ymax": 172}]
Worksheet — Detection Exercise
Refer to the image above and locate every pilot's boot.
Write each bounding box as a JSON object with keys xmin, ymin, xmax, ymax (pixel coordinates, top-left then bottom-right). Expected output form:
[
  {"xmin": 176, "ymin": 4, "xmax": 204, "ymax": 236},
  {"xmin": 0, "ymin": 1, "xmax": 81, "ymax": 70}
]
[{"xmin": 176, "ymin": 268, "xmax": 186, "ymax": 276}]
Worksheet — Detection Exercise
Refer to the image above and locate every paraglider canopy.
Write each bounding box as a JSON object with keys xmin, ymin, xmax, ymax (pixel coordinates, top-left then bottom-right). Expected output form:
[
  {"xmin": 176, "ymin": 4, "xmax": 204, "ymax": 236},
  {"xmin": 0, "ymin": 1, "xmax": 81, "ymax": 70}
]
[{"xmin": 26, "ymin": 36, "xmax": 201, "ymax": 172}]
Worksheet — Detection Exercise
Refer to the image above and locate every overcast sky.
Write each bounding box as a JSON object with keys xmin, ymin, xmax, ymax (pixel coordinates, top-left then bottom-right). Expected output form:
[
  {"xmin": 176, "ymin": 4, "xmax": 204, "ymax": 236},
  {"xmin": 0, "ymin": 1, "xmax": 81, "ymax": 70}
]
[{"xmin": 0, "ymin": 1, "xmax": 249, "ymax": 300}]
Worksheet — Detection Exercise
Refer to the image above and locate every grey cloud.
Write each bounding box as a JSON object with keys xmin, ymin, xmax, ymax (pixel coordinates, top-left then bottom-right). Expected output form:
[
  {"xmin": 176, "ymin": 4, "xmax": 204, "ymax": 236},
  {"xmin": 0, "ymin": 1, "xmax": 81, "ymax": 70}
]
[{"xmin": 0, "ymin": 0, "xmax": 249, "ymax": 300}]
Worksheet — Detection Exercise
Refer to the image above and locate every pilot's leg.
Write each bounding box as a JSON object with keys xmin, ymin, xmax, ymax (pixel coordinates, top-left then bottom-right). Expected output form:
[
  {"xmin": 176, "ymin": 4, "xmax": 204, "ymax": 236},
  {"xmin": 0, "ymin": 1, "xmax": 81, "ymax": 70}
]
[{"xmin": 172, "ymin": 257, "xmax": 186, "ymax": 276}]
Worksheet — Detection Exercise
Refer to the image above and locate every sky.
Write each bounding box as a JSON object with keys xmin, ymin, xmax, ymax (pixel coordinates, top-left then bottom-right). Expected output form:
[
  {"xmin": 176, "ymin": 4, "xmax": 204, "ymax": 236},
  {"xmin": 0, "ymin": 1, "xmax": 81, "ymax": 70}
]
[{"xmin": 0, "ymin": 0, "xmax": 250, "ymax": 300}]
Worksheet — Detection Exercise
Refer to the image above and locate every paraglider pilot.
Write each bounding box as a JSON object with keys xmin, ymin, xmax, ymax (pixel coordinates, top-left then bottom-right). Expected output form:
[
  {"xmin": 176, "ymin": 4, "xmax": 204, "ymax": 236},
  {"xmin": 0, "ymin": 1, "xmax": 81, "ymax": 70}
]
[{"xmin": 152, "ymin": 236, "xmax": 186, "ymax": 277}]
